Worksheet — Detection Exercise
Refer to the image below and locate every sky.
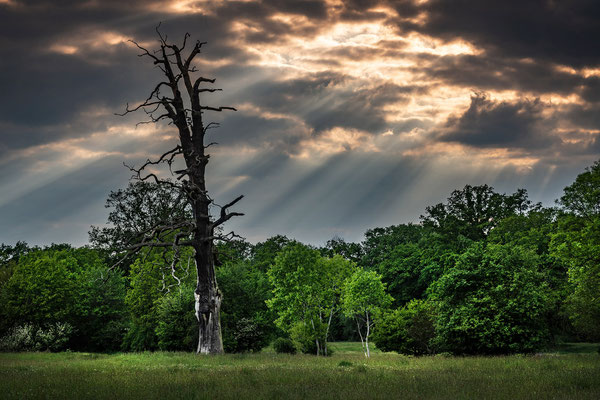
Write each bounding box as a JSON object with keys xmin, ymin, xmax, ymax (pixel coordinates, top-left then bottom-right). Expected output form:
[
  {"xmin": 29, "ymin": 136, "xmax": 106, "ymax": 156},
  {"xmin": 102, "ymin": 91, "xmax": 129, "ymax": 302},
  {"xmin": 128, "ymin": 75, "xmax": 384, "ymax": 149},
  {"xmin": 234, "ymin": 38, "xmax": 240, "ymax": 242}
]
[{"xmin": 0, "ymin": 0, "xmax": 599, "ymax": 247}]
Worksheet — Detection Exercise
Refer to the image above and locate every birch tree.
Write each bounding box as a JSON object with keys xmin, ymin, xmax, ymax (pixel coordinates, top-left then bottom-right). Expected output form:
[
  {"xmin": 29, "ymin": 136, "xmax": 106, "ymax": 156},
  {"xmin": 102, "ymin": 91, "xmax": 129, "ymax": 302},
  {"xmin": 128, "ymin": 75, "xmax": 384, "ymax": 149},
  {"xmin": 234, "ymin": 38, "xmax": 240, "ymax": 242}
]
[
  {"xmin": 267, "ymin": 244, "xmax": 354, "ymax": 355},
  {"xmin": 342, "ymin": 269, "xmax": 392, "ymax": 357}
]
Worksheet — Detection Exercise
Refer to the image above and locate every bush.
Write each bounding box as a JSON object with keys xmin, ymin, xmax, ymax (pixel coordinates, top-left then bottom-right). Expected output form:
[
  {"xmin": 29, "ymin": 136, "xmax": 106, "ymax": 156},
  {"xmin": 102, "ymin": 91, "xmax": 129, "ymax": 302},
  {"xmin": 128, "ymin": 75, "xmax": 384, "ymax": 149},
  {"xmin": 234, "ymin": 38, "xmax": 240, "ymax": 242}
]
[
  {"xmin": 273, "ymin": 337, "xmax": 296, "ymax": 354},
  {"xmin": 228, "ymin": 318, "xmax": 264, "ymax": 353},
  {"xmin": 432, "ymin": 243, "xmax": 551, "ymax": 354},
  {"xmin": 1, "ymin": 247, "xmax": 127, "ymax": 352},
  {"xmin": 218, "ymin": 261, "xmax": 276, "ymax": 353},
  {"xmin": 290, "ymin": 320, "xmax": 329, "ymax": 355},
  {"xmin": 122, "ymin": 321, "xmax": 158, "ymax": 352},
  {"xmin": 71, "ymin": 266, "xmax": 127, "ymax": 352},
  {"xmin": 372, "ymin": 299, "xmax": 436, "ymax": 355},
  {"xmin": 155, "ymin": 285, "xmax": 198, "ymax": 351},
  {"xmin": 0, "ymin": 323, "xmax": 72, "ymax": 352}
]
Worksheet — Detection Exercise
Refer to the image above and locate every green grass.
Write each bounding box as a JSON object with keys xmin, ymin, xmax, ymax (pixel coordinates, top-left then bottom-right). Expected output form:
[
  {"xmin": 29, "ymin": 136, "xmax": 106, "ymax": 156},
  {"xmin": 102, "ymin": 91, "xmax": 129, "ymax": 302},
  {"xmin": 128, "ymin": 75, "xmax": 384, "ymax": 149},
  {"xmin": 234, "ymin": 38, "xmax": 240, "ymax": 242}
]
[
  {"xmin": 549, "ymin": 342, "xmax": 599, "ymax": 354},
  {"xmin": 0, "ymin": 343, "xmax": 599, "ymax": 399}
]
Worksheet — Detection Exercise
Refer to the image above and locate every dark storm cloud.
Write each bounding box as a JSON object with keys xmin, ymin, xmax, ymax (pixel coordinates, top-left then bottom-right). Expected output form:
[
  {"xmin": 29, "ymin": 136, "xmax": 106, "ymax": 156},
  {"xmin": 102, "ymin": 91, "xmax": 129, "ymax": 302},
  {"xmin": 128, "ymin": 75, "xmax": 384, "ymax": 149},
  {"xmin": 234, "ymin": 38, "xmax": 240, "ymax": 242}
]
[
  {"xmin": 440, "ymin": 93, "xmax": 559, "ymax": 150},
  {"xmin": 210, "ymin": 112, "xmax": 306, "ymax": 151},
  {"xmin": 210, "ymin": 0, "xmax": 328, "ymax": 44},
  {"xmin": 0, "ymin": 3, "xmax": 246, "ymax": 154},
  {"xmin": 413, "ymin": 54, "xmax": 587, "ymax": 96},
  {"xmin": 336, "ymin": 0, "xmax": 392, "ymax": 21},
  {"xmin": 243, "ymin": 75, "xmax": 421, "ymax": 136},
  {"xmin": 0, "ymin": 48, "xmax": 152, "ymax": 125},
  {"xmin": 394, "ymin": 0, "xmax": 600, "ymax": 68},
  {"xmin": 262, "ymin": 0, "xmax": 328, "ymax": 19},
  {"xmin": 579, "ymin": 76, "xmax": 600, "ymax": 104},
  {"xmin": 564, "ymin": 104, "xmax": 600, "ymax": 131}
]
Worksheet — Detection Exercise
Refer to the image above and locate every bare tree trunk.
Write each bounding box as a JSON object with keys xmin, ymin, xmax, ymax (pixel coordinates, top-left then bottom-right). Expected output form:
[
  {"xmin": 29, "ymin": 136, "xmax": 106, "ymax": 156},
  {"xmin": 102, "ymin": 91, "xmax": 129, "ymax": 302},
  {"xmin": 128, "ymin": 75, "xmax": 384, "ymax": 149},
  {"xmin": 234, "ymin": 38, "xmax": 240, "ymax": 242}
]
[
  {"xmin": 356, "ymin": 318, "xmax": 367, "ymax": 358},
  {"xmin": 311, "ymin": 318, "xmax": 321, "ymax": 356},
  {"xmin": 324, "ymin": 305, "xmax": 335, "ymax": 356},
  {"xmin": 120, "ymin": 31, "xmax": 242, "ymax": 355},
  {"xmin": 194, "ymin": 235, "xmax": 223, "ymax": 354},
  {"xmin": 365, "ymin": 311, "xmax": 370, "ymax": 358}
]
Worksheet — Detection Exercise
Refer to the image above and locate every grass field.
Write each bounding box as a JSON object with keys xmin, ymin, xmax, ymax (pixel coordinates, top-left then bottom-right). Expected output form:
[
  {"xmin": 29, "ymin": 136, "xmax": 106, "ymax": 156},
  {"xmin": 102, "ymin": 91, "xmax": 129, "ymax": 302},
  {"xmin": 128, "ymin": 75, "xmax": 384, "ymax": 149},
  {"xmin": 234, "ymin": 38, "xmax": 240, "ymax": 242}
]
[{"xmin": 1, "ymin": 343, "xmax": 599, "ymax": 399}]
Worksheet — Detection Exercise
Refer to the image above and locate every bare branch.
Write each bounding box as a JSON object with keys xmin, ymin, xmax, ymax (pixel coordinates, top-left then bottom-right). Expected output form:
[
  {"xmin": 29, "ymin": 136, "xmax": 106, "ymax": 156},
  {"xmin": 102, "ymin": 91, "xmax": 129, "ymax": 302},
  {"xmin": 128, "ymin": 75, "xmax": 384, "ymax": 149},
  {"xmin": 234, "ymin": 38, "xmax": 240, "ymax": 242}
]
[
  {"xmin": 201, "ymin": 106, "xmax": 237, "ymax": 112},
  {"xmin": 212, "ymin": 195, "xmax": 244, "ymax": 228},
  {"xmin": 129, "ymin": 39, "xmax": 163, "ymax": 64}
]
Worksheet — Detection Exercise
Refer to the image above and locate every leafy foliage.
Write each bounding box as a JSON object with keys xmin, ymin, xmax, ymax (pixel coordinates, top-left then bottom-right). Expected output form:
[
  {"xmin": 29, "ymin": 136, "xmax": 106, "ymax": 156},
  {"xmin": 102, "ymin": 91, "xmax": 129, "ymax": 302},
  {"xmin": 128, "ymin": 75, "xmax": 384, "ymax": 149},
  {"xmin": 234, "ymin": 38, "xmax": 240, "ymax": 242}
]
[
  {"xmin": 122, "ymin": 249, "xmax": 195, "ymax": 351},
  {"xmin": 551, "ymin": 215, "xmax": 600, "ymax": 340},
  {"xmin": 1, "ymin": 247, "xmax": 126, "ymax": 351},
  {"xmin": 432, "ymin": 243, "xmax": 551, "ymax": 354},
  {"xmin": 0, "ymin": 323, "xmax": 73, "ymax": 352},
  {"xmin": 272, "ymin": 337, "xmax": 297, "ymax": 354},
  {"xmin": 372, "ymin": 299, "xmax": 436, "ymax": 355},
  {"xmin": 421, "ymin": 185, "xmax": 531, "ymax": 242},
  {"xmin": 341, "ymin": 269, "xmax": 392, "ymax": 357},
  {"xmin": 268, "ymin": 243, "xmax": 355, "ymax": 355},
  {"xmin": 217, "ymin": 260, "xmax": 273, "ymax": 353},
  {"xmin": 156, "ymin": 284, "xmax": 198, "ymax": 351},
  {"xmin": 558, "ymin": 160, "xmax": 600, "ymax": 217}
]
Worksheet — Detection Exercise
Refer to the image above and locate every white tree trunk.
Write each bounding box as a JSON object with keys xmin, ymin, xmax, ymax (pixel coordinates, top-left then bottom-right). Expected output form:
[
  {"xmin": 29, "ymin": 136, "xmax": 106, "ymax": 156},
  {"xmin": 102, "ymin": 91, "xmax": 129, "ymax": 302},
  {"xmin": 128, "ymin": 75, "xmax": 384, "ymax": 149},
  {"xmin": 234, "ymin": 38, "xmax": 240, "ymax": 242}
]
[{"xmin": 365, "ymin": 311, "xmax": 370, "ymax": 358}]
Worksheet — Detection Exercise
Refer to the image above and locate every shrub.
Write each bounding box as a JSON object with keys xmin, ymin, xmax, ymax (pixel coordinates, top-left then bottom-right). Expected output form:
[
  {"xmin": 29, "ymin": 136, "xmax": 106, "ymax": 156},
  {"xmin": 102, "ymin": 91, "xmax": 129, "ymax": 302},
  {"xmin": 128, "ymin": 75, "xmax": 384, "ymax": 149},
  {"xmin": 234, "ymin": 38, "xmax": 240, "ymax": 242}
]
[
  {"xmin": 372, "ymin": 299, "xmax": 436, "ymax": 355},
  {"xmin": 1, "ymin": 247, "xmax": 127, "ymax": 352},
  {"xmin": 273, "ymin": 337, "xmax": 296, "ymax": 354},
  {"xmin": 432, "ymin": 243, "xmax": 551, "ymax": 354},
  {"xmin": 155, "ymin": 285, "xmax": 198, "ymax": 351},
  {"xmin": 229, "ymin": 318, "xmax": 264, "ymax": 353},
  {"xmin": 122, "ymin": 321, "xmax": 158, "ymax": 352},
  {"xmin": 290, "ymin": 320, "xmax": 331, "ymax": 355},
  {"xmin": 0, "ymin": 323, "xmax": 72, "ymax": 352},
  {"xmin": 218, "ymin": 261, "xmax": 276, "ymax": 353}
]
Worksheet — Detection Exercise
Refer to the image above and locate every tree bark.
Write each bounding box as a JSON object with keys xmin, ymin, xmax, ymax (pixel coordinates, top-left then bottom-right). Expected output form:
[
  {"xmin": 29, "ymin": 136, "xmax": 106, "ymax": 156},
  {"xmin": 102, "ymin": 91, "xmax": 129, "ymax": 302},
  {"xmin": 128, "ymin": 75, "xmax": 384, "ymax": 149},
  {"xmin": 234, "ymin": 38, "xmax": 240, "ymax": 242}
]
[
  {"xmin": 194, "ymin": 227, "xmax": 223, "ymax": 354},
  {"xmin": 121, "ymin": 32, "xmax": 241, "ymax": 355},
  {"xmin": 365, "ymin": 311, "xmax": 370, "ymax": 358}
]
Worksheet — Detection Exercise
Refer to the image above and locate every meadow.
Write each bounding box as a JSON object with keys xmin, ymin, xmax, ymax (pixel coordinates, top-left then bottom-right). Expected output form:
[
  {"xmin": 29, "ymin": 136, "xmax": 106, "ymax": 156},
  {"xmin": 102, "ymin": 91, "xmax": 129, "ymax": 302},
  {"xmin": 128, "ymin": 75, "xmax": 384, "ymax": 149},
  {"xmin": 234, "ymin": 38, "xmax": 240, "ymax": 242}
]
[{"xmin": 1, "ymin": 343, "xmax": 599, "ymax": 400}]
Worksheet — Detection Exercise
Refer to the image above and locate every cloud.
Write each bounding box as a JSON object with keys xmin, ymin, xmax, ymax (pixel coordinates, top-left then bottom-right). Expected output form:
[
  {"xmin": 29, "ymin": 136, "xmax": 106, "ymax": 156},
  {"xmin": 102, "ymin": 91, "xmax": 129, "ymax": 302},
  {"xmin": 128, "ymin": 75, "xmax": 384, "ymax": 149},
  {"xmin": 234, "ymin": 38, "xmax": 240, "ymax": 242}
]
[
  {"xmin": 394, "ymin": 0, "xmax": 600, "ymax": 68},
  {"xmin": 1, "ymin": 0, "xmax": 599, "ymax": 246},
  {"xmin": 440, "ymin": 93, "xmax": 559, "ymax": 150}
]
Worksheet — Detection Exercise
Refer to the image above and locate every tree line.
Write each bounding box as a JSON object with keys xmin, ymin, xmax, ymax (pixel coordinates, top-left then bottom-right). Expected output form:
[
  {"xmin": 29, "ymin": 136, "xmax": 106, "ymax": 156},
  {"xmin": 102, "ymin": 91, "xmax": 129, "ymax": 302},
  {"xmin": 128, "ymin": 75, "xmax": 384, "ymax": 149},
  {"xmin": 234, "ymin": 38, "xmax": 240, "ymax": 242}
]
[{"xmin": 1, "ymin": 160, "xmax": 599, "ymax": 355}]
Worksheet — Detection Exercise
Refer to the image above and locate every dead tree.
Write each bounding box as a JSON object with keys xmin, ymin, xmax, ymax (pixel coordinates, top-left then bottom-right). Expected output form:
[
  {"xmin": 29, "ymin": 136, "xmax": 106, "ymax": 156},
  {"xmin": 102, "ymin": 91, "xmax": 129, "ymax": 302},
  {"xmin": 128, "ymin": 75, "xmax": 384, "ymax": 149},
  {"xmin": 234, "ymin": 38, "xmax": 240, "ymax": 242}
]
[{"xmin": 118, "ymin": 29, "xmax": 243, "ymax": 354}]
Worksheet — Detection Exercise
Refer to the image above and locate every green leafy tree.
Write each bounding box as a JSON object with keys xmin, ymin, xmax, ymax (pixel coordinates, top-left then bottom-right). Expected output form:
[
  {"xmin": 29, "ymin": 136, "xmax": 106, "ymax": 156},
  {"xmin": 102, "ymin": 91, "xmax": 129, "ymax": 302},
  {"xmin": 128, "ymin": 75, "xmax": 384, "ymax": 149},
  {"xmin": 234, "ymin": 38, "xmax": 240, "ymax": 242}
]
[
  {"xmin": 71, "ymin": 262, "xmax": 127, "ymax": 351},
  {"xmin": 432, "ymin": 243, "xmax": 550, "ymax": 354},
  {"xmin": 320, "ymin": 236, "xmax": 363, "ymax": 263},
  {"xmin": 341, "ymin": 269, "xmax": 392, "ymax": 357},
  {"xmin": 2, "ymin": 248, "xmax": 80, "ymax": 328},
  {"xmin": 1, "ymin": 246, "xmax": 126, "ymax": 351},
  {"xmin": 250, "ymin": 235, "xmax": 291, "ymax": 272},
  {"xmin": 123, "ymin": 248, "xmax": 195, "ymax": 351},
  {"xmin": 421, "ymin": 185, "xmax": 531, "ymax": 242},
  {"xmin": 360, "ymin": 224, "xmax": 423, "ymax": 268},
  {"xmin": 155, "ymin": 283, "xmax": 198, "ymax": 351},
  {"xmin": 217, "ymin": 260, "xmax": 274, "ymax": 352},
  {"xmin": 375, "ymin": 243, "xmax": 425, "ymax": 307},
  {"xmin": 558, "ymin": 159, "xmax": 600, "ymax": 218},
  {"xmin": 489, "ymin": 208, "xmax": 572, "ymax": 339},
  {"xmin": 89, "ymin": 182, "xmax": 191, "ymax": 266},
  {"xmin": 0, "ymin": 242, "xmax": 33, "ymax": 292},
  {"xmin": 267, "ymin": 243, "xmax": 354, "ymax": 355},
  {"xmin": 549, "ymin": 160, "xmax": 600, "ymax": 340},
  {"xmin": 372, "ymin": 299, "xmax": 436, "ymax": 355},
  {"xmin": 550, "ymin": 215, "xmax": 600, "ymax": 340}
]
